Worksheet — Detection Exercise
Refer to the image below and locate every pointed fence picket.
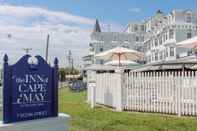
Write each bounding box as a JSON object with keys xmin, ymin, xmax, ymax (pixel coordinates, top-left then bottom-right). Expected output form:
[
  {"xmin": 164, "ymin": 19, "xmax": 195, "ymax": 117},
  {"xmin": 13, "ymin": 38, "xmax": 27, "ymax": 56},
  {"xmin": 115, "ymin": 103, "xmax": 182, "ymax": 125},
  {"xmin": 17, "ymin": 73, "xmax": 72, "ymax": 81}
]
[{"xmin": 123, "ymin": 70, "xmax": 197, "ymax": 116}]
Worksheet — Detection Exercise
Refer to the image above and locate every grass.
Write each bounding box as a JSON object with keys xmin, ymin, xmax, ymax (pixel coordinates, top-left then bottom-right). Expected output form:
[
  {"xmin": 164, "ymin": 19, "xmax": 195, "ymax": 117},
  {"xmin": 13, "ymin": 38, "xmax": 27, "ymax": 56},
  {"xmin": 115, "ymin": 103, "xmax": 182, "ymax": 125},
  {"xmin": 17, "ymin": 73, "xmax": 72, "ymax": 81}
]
[{"xmin": 59, "ymin": 88, "xmax": 197, "ymax": 131}]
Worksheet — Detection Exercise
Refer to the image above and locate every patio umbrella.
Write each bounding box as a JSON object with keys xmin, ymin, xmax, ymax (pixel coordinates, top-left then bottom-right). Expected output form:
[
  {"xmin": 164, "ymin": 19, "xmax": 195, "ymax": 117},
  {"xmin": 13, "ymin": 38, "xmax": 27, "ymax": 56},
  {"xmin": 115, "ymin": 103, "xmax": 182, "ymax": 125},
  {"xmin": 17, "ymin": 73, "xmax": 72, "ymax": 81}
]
[
  {"xmin": 95, "ymin": 47, "xmax": 143, "ymax": 66},
  {"xmin": 176, "ymin": 37, "xmax": 197, "ymax": 71},
  {"xmin": 104, "ymin": 60, "xmax": 137, "ymax": 66},
  {"xmin": 176, "ymin": 36, "xmax": 197, "ymax": 49}
]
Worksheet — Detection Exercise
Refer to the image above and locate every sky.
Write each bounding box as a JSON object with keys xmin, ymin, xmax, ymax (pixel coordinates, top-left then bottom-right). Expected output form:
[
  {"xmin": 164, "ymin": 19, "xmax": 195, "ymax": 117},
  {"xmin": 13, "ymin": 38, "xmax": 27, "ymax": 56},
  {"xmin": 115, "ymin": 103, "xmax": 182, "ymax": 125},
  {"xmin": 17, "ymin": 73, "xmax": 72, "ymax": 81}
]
[{"xmin": 0, "ymin": 0, "xmax": 197, "ymax": 67}]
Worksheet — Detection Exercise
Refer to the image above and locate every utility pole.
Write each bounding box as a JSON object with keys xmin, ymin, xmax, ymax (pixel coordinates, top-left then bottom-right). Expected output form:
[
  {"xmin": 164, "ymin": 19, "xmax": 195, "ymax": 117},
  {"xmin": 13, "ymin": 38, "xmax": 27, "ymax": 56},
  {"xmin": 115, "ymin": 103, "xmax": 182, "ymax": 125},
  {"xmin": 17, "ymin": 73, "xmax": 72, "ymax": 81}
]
[
  {"xmin": 67, "ymin": 50, "xmax": 72, "ymax": 68},
  {"xmin": 45, "ymin": 34, "xmax": 50, "ymax": 62},
  {"xmin": 71, "ymin": 58, "xmax": 74, "ymax": 74},
  {"xmin": 23, "ymin": 48, "xmax": 32, "ymax": 54},
  {"xmin": 66, "ymin": 50, "xmax": 75, "ymax": 75}
]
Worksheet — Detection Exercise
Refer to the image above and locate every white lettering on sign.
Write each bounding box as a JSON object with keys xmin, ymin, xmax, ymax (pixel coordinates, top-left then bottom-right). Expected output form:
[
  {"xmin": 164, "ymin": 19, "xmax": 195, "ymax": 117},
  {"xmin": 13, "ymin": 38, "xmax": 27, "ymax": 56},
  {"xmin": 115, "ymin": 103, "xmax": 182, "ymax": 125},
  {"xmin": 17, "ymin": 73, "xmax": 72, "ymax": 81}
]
[
  {"xmin": 16, "ymin": 111, "xmax": 48, "ymax": 119},
  {"xmin": 14, "ymin": 74, "xmax": 49, "ymax": 105}
]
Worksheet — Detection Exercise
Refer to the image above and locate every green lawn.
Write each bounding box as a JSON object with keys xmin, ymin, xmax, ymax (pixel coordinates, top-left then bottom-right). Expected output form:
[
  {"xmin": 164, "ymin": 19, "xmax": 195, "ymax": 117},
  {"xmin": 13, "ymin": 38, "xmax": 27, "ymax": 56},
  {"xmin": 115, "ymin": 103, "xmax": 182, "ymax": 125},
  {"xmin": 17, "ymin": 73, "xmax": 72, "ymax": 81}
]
[{"xmin": 59, "ymin": 88, "xmax": 197, "ymax": 131}]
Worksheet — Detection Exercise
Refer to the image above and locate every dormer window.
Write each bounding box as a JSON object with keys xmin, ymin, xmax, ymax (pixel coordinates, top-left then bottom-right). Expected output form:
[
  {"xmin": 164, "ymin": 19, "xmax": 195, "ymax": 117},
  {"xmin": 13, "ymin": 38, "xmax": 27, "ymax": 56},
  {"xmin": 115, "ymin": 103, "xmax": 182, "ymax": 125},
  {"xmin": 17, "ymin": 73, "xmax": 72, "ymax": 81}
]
[
  {"xmin": 141, "ymin": 25, "xmax": 145, "ymax": 31},
  {"xmin": 186, "ymin": 11, "xmax": 192, "ymax": 23},
  {"xmin": 169, "ymin": 29, "xmax": 174, "ymax": 39},
  {"xmin": 134, "ymin": 25, "xmax": 138, "ymax": 31},
  {"xmin": 136, "ymin": 36, "xmax": 139, "ymax": 42},
  {"xmin": 100, "ymin": 47, "xmax": 103, "ymax": 52},
  {"xmin": 187, "ymin": 32, "xmax": 192, "ymax": 39}
]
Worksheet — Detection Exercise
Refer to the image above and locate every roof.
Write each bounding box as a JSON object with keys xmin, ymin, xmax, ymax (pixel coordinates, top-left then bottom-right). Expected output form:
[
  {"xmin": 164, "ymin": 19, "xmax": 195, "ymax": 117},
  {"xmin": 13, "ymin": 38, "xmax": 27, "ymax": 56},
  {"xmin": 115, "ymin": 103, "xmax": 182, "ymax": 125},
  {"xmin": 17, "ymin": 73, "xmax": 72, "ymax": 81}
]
[
  {"xmin": 84, "ymin": 64, "xmax": 117, "ymax": 71},
  {"xmin": 133, "ymin": 57, "xmax": 197, "ymax": 72},
  {"xmin": 93, "ymin": 19, "xmax": 101, "ymax": 33},
  {"xmin": 148, "ymin": 56, "xmax": 197, "ymax": 66}
]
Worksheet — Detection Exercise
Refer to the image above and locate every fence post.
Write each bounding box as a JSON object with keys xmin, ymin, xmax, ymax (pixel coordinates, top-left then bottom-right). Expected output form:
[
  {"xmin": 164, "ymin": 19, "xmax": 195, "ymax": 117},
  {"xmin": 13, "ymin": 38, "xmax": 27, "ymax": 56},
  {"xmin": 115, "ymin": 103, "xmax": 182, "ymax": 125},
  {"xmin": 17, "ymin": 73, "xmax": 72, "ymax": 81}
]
[
  {"xmin": 87, "ymin": 70, "xmax": 97, "ymax": 108},
  {"xmin": 90, "ymin": 82, "xmax": 96, "ymax": 108},
  {"xmin": 115, "ymin": 69, "xmax": 124, "ymax": 112}
]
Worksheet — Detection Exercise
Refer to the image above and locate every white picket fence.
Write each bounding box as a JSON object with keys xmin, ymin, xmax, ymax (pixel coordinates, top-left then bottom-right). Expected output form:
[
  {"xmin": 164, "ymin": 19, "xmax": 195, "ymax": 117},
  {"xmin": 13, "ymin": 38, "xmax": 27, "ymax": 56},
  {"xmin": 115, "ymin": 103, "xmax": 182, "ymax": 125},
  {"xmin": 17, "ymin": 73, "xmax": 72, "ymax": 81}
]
[
  {"xmin": 124, "ymin": 71, "xmax": 197, "ymax": 116},
  {"xmin": 88, "ymin": 70, "xmax": 197, "ymax": 116}
]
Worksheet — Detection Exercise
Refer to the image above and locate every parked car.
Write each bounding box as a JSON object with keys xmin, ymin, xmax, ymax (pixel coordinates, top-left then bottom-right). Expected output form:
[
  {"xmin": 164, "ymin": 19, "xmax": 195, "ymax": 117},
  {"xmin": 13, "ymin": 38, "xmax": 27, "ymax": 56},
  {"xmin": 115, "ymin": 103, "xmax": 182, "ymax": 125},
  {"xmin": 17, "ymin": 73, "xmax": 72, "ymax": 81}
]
[{"xmin": 69, "ymin": 80, "xmax": 87, "ymax": 92}]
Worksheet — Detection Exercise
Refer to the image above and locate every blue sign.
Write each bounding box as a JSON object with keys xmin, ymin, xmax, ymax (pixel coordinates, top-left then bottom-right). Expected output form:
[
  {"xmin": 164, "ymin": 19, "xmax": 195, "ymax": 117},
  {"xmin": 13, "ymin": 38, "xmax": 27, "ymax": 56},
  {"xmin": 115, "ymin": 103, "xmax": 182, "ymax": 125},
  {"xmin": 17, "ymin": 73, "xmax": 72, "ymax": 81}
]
[{"xmin": 3, "ymin": 54, "xmax": 59, "ymax": 123}]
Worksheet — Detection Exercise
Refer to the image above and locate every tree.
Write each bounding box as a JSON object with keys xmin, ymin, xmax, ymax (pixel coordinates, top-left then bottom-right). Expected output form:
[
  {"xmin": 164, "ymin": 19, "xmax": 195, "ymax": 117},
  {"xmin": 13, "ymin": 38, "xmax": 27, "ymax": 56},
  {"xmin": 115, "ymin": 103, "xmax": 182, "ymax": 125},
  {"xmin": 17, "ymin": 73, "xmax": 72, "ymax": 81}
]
[
  {"xmin": 59, "ymin": 68, "xmax": 66, "ymax": 81},
  {"xmin": 59, "ymin": 67, "xmax": 80, "ymax": 81},
  {"xmin": 64, "ymin": 67, "xmax": 80, "ymax": 75}
]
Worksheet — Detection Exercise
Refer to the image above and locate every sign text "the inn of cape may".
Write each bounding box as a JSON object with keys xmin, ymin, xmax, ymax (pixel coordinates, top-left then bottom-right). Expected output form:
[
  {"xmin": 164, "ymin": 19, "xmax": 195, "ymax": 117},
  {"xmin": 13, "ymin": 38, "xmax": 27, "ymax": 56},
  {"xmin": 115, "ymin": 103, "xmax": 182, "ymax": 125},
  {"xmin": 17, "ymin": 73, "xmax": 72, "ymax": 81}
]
[{"xmin": 3, "ymin": 55, "xmax": 59, "ymax": 123}]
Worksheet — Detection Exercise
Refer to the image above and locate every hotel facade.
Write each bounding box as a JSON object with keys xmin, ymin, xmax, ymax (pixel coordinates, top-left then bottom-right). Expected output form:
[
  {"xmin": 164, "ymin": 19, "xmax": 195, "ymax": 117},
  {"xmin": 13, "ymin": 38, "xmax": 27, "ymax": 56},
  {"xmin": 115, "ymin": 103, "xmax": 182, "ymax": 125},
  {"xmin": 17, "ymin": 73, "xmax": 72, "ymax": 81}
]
[
  {"xmin": 83, "ymin": 10, "xmax": 197, "ymax": 66},
  {"xmin": 83, "ymin": 19, "xmax": 144, "ymax": 66}
]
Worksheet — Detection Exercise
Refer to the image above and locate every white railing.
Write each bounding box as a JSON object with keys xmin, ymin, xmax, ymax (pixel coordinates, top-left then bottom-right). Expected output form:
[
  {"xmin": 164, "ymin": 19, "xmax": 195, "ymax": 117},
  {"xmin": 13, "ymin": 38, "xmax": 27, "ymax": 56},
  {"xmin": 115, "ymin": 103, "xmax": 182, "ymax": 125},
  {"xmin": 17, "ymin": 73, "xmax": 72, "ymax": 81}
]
[
  {"xmin": 124, "ymin": 71, "xmax": 197, "ymax": 116},
  {"xmin": 88, "ymin": 70, "xmax": 197, "ymax": 116}
]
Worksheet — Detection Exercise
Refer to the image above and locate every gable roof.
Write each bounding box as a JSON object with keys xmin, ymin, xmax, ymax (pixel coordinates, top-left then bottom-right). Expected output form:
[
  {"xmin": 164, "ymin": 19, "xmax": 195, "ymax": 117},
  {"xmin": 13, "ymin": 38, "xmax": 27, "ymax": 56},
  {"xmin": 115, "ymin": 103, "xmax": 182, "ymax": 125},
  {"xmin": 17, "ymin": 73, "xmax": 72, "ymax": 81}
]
[{"xmin": 93, "ymin": 19, "xmax": 101, "ymax": 33}]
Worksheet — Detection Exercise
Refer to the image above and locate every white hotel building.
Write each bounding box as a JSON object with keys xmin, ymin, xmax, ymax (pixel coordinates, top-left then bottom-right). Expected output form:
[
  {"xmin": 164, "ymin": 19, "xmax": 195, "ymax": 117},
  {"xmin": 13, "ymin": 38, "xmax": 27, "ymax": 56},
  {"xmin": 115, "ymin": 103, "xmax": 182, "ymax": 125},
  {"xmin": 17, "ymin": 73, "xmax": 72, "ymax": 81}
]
[
  {"xmin": 83, "ymin": 10, "xmax": 197, "ymax": 66},
  {"xmin": 126, "ymin": 10, "xmax": 197, "ymax": 64}
]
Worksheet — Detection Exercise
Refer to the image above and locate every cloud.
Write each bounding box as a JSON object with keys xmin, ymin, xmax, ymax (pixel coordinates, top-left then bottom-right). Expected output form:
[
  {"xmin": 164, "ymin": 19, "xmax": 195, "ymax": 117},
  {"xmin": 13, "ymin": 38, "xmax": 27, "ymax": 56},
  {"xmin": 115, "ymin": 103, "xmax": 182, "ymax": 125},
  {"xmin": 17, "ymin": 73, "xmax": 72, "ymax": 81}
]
[
  {"xmin": 0, "ymin": 4, "xmax": 94, "ymax": 67},
  {"xmin": 129, "ymin": 8, "xmax": 141, "ymax": 13},
  {"xmin": 0, "ymin": 4, "xmax": 123, "ymax": 68},
  {"xmin": 0, "ymin": 4, "xmax": 94, "ymax": 26}
]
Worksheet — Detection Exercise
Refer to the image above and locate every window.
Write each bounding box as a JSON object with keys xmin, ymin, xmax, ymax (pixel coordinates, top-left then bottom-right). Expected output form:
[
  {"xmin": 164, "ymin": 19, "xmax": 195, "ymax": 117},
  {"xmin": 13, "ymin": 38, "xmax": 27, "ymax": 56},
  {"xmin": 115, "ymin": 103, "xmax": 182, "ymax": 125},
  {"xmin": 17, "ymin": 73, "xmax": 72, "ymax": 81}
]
[
  {"xmin": 163, "ymin": 36, "xmax": 165, "ymax": 43},
  {"xmin": 141, "ymin": 36, "xmax": 144, "ymax": 41},
  {"xmin": 122, "ymin": 45, "xmax": 129, "ymax": 48},
  {"xmin": 155, "ymin": 39, "xmax": 158, "ymax": 46},
  {"xmin": 155, "ymin": 52, "xmax": 158, "ymax": 61},
  {"xmin": 151, "ymin": 41, "xmax": 154, "ymax": 48},
  {"xmin": 134, "ymin": 25, "xmax": 138, "ymax": 31},
  {"xmin": 166, "ymin": 48, "xmax": 168, "ymax": 57},
  {"xmin": 141, "ymin": 25, "xmax": 144, "ymax": 31},
  {"xmin": 148, "ymin": 42, "xmax": 151, "ymax": 50},
  {"xmin": 186, "ymin": 12, "xmax": 192, "ymax": 23},
  {"xmin": 169, "ymin": 29, "xmax": 174, "ymax": 39},
  {"xmin": 186, "ymin": 25, "xmax": 188, "ymax": 29},
  {"xmin": 159, "ymin": 38, "xmax": 162, "ymax": 45},
  {"xmin": 100, "ymin": 60, "xmax": 104, "ymax": 64},
  {"xmin": 160, "ymin": 52, "xmax": 162, "ymax": 60},
  {"xmin": 125, "ymin": 38, "xmax": 129, "ymax": 42},
  {"xmin": 164, "ymin": 50, "xmax": 166, "ymax": 58},
  {"xmin": 136, "ymin": 36, "xmax": 139, "ymax": 42},
  {"xmin": 113, "ymin": 35, "xmax": 117, "ymax": 41},
  {"xmin": 188, "ymin": 49, "xmax": 192, "ymax": 56},
  {"xmin": 149, "ymin": 56, "xmax": 151, "ymax": 62},
  {"xmin": 152, "ymin": 54, "xmax": 154, "ymax": 61},
  {"xmin": 146, "ymin": 56, "xmax": 149, "ymax": 63},
  {"xmin": 100, "ymin": 35, "xmax": 104, "ymax": 41},
  {"xmin": 170, "ymin": 47, "xmax": 175, "ymax": 56},
  {"xmin": 165, "ymin": 34, "xmax": 168, "ymax": 40},
  {"xmin": 187, "ymin": 32, "xmax": 192, "ymax": 39}
]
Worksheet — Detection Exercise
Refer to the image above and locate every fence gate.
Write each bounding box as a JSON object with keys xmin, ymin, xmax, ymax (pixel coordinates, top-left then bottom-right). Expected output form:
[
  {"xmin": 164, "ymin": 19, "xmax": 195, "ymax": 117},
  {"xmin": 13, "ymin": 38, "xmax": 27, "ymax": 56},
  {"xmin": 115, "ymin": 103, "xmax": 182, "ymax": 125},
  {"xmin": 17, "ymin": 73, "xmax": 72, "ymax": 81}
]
[{"xmin": 95, "ymin": 72, "xmax": 119, "ymax": 108}]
